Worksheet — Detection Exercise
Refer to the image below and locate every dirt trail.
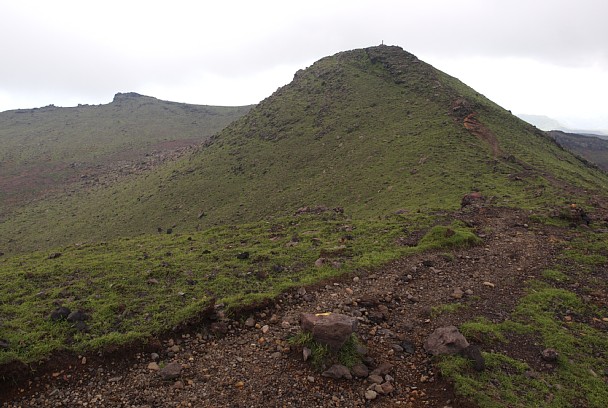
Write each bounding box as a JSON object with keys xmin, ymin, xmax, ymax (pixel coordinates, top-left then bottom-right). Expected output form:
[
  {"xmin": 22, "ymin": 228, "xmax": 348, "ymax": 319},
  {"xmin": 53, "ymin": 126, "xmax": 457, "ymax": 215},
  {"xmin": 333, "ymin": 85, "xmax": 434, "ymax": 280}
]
[
  {"xmin": 2, "ymin": 207, "xmax": 569, "ymax": 407},
  {"xmin": 463, "ymin": 113, "xmax": 501, "ymax": 157}
]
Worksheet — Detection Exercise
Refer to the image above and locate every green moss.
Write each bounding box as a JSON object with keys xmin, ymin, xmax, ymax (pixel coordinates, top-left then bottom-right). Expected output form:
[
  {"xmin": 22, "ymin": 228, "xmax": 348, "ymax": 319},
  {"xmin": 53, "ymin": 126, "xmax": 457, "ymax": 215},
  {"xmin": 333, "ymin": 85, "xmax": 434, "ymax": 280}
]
[
  {"xmin": 417, "ymin": 223, "xmax": 482, "ymax": 250},
  {"xmin": 289, "ymin": 332, "xmax": 362, "ymax": 370},
  {"xmin": 431, "ymin": 303, "xmax": 466, "ymax": 317},
  {"xmin": 542, "ymin": 269, "xmax": 568, "ymax": 282}
]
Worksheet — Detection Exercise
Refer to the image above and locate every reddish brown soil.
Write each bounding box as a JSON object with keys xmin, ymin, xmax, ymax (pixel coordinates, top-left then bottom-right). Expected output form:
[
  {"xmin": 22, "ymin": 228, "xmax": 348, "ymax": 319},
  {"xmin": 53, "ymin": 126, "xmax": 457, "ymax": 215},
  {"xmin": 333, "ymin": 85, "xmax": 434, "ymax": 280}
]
[{"xmin": 463, "ymin": 113, "xmax": 501, "ymax": 157}]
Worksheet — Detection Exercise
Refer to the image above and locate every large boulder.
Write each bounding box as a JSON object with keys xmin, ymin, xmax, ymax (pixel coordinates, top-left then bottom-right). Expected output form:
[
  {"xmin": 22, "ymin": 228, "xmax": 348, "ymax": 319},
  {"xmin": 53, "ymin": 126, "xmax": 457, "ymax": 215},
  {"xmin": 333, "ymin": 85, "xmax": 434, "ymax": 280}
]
[
  {"xmin": 300, "ymin": 312, "xmax": 357, "ymax": 351},
  {"xmin": 423, "ymin": 326, "xmax": 469, "ymax": 355}
]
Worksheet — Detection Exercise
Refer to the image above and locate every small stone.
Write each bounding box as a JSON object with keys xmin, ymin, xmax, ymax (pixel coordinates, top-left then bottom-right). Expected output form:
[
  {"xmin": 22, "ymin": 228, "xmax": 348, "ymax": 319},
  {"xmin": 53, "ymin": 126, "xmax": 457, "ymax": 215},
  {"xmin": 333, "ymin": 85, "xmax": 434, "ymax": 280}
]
[
  {"xmin": 351, "ymin": 364, "xmax": 369, "ymax": 378},
  {"xmin": 159, "ymin": 362, "xmax": 182, "ymax": 380},
  {"xmin": 307, "ymin": 376, "xmax": 315, "ymax": 383},
  {"xmin": 151, "ymin": 353, "xmax": 160, "ymax": 361},
  {"xmin": 322, "ymin": 364, "xmax": 352, "ymax": 380},
  {"xmin": 370, "ymin": 362, "xmax": 393, "ymax": 377},
  {"xmin": 261, "ymin": 325, "xmax": 270, "ymax": 334},
  {"xmin": 297, "ymin": 287, "xmax": 307, "ymax": 296},
  {"xmin": 244, "ymin": 317, "xmax": 255, "ymax": 327},
  {"xmin": 169, "ymin": 345, "xmax": 180, "ymax": 353},
  {"xmin": 465, "ymin": 289, "xmax": 474, "ymax": 296},
  {"xmin": 148, "ymin": 362, "xmax": 160, "ymax": 371},
  {"xmin": 482, "ymin": 281, "xmax": 495, "ymax": 288},
  {"xmin": 281, "ymin": 321, "xmax": 291, "ymax": 329},
  {"xmin": 81, "ymin": 357, "xmax": 87, "ymax": 365},
  {"xmin": 345, "ymin": 288, "xmax": 354, "ymax": 295},
  {"xmin": 368, "ymin": 374, "xmax": 383, "ymax": 384},
  {"xmin": 235, "ymin": 381, "xmax": 244, "ymax": 388},
  {"xmin": 353, "ymin": 276, "xmax": 360, "ymax": 283},
  {"xmin": 108, "ymin": 376, "xmax": 122, "ymax": 382},
  {"xmin": 50, "ymin": 307, "xmax": 71, "ymax": 321},
  {"xmin": 451, "ymin": 288, "xmax": 464, "ymax": 299},
  {"xmin": 303, "ymin": 347, "xmax": 312, "ymax": 362},
  {"xmin": 541, "ymin": 348, "xmax": 558, "ymax": 362},
  {"xmin": 365, "ymin": 390, "xmax": 377, "ymax": 400},
  {"xmin": 271, "ymin": 351, "xmax": 281, "ymax": 358},
  {"xmin": 401, "ymin": 340, "xmax": 416, "ymax": 354},
  {"xmin": 173, "ymin": 380, "xmax": 184, "ymax": 389}
]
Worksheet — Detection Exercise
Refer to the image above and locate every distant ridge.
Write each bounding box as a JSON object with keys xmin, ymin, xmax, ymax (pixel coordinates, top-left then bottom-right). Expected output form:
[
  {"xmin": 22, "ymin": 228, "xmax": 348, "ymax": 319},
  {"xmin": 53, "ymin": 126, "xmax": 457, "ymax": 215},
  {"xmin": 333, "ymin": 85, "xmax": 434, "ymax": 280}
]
[
  {"xmin": 0, "ymin": 93, "xmax": 252, "ymax": 214},
  {"xmin": 518, "ymin": 113, "xmax": 608, "ymax": 137}
]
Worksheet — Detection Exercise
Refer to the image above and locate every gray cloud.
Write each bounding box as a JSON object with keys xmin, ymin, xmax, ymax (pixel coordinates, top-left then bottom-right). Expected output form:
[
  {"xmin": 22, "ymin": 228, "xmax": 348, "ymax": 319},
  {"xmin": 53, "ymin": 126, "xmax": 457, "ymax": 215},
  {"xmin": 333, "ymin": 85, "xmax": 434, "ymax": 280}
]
[{"xmin": 0, "ymin": 0, "xmax": 606, "ymax": 128}]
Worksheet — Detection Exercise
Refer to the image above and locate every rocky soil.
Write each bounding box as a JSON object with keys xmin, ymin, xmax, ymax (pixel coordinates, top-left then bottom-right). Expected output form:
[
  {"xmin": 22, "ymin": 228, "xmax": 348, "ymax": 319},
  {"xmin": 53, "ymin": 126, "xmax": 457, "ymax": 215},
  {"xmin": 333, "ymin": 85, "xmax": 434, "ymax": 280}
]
[{"xmin": 0, "ymin": 207, "xmax": 583, "ymax": 407}]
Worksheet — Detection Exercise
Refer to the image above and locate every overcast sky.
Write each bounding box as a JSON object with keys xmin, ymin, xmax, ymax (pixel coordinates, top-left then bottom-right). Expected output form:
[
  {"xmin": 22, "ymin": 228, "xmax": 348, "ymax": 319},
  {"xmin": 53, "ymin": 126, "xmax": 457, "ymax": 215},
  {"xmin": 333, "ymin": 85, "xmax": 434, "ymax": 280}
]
[{"xmin": 1, "ymin": 0, "xmax": 607, "ymax": 131}]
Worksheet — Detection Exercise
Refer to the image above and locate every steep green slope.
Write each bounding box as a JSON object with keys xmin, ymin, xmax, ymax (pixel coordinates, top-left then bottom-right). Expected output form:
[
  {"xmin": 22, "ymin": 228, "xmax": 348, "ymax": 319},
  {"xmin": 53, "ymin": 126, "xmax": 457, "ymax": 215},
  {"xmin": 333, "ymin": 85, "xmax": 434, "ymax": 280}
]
[
  {"xmin": 2, "ymin": 46, "xmax": 607, "ymax": 254},
  {"xmin": 0, "ymin": 93, "xmax": 251, "ymax": 213}
]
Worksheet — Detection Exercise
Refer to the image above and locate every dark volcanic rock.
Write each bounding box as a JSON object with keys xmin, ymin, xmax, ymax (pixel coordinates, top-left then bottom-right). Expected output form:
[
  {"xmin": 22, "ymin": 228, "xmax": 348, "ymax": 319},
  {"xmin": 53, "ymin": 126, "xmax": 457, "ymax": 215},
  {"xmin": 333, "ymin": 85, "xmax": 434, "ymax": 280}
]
[
  {"xmin": 460, "ymin": 345, "xmax": 485, "ymax": 371},
  {"xmin": 541, "ymin": 348, "xmax": 559, "ymax": 362},
  {"xmin": 50, "ymin": 307, "xmax": 71, "ymax": 321},
  {"xmin": 400, "ymin": 340, "xmax": 416, "ymax": 354},
  {"xmin": 67, "ymin": 310, "xmax": 89, "ymax": 323},
  {"xmin": 321, "ymin": 364, "xmax": 352, "ymax": 380},
  {"xmin": 159, "ymin": 361, "xmax": 182, "ymax": 380}
]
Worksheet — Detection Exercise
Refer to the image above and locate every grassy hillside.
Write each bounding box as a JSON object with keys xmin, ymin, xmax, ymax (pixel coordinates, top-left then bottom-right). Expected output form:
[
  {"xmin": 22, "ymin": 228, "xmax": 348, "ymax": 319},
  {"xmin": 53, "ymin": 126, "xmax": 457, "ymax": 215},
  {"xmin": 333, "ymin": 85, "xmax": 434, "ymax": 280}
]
[
  {"xmin": 1, "ymin": 46, "xmax": 608, "ymax": 407},
  {"xmin": 0, "ymin": 93, "xmax": 251, "ymax": 214},
  {"xmin": 1, "ymin": 46, "xmax": 608, "ymax": 255},
  {"xmin": 0, "ymin": 210, "xmax": 480, "ymax": 365}
]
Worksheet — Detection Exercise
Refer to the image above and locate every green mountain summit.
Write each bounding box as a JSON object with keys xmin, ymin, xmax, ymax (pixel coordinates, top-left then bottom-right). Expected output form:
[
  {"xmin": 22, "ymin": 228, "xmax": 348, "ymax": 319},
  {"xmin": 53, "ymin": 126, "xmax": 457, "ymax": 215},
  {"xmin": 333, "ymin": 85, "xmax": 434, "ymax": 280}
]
[{"xmin": 2, "ymin": 45, "xmax": 607, "ymax": 253}]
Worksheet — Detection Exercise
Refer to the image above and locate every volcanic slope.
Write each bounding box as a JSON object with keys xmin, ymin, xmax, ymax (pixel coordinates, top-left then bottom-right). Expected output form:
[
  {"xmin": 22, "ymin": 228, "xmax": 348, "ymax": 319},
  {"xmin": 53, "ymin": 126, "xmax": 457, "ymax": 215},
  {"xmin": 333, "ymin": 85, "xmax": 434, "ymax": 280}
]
[
  {"xmin": 0, "ymin": 93, "xmax": 252, "ymax": 214},
  {"xmin": 2, "ymin": 45, "xmax": 608, "ymax": 253}
]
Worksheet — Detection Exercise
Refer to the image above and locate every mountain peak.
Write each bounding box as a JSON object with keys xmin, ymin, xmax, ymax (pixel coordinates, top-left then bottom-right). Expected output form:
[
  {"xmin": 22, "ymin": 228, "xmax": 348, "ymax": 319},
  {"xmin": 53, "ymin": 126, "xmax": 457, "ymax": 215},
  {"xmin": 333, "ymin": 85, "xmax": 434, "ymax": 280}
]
[{"xmin": 112, "ymin": 92, "xmax": 150, "ymax": 102}]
